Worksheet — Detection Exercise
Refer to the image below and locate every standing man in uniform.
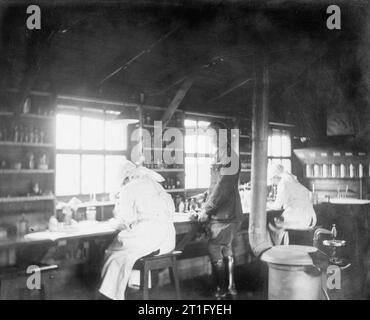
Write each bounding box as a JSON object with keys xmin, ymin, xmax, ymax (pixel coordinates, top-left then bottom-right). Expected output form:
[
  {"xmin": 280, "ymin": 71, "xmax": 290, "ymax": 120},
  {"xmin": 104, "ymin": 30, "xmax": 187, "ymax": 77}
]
[{"xmin": 197, "ymin": 121, "xmax": 242, "ymax": 299}]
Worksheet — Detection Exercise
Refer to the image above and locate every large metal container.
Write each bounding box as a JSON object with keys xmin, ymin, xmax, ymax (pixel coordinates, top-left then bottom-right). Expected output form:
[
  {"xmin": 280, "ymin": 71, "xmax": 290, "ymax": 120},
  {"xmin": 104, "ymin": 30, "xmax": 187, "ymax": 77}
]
[{"xmin": 261, "ymin": 245, "xmax": 323, "ymax": 300}]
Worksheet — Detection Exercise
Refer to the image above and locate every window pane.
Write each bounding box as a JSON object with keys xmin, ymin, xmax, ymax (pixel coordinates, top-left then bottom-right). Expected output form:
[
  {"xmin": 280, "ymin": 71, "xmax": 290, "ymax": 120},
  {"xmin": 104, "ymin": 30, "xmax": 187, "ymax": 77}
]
[
  {"xmin": 105, "ymin": 155, "xmax": 126, "ymax": 193},
  {"xmin": 282, "ymin": 159, "xmax": 292, "ymax": 173},
  {"xmin": 281, "ymin": 130, "xmax": 291, "ymax": 157},
  {"xmin": 268, "ymin": 135, "xmax": 272, "ymax": 157},
  {"xmin": 81, "ymin": 117, "xmax": 104, "ymax": 150},
  {"xmin": 185, "ymin": 131, "xmax": 197, "ymax": 153},
  {"xmin": 198, "ymin": 121, "xmax": 210, "ymax": 128},
  {"xmin": 185, "ymin": 157, "xmax": 197, "ymax": 189},
  {"xmin": 56, "ymin": 154, "xmax": 80, "ymax": 196},
  {"xmin": 105, "ymin": 121, "xmax": 127, "ymax": 151},
  {"xmin": 197, "ymin": 132, "xmax": 212, "ymax": 154},
  {"xmin": 270, "ymin": 129, "xmax": 282, "ymax": 157},
  {"xmin": 197, "ymin": 157, "xmax": 211, "ymax": 188},
  {"xmin": 56, "ymin": 114, "xmax": 80, "ymax": 149},
  {"xmin": 81, "ymin": 155, "xmax": 104, "ymax": 194},
  {"xmin": 184, "ymin": 120, "xmax": 197, "ymax": 128}
]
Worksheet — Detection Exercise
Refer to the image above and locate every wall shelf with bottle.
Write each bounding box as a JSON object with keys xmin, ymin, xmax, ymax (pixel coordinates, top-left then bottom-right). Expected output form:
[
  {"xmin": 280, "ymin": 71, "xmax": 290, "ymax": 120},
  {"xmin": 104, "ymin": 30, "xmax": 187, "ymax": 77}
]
[
  {"xmin": 131, "ymin": 106, "xmax": 186, "ymax": 208},
  {"xmin": 0, "ymin": 195, "xmax": 55, "ymax": 204},
  {"xmin": 294, "ymin": 148, "xmax": 369, "ymax": 179},
  {"xmin": 294, "ymin": 147, "xmax": 369, "ymax": 199},
  {"xmin": 0, "ymin": 169, "xmax": 54, "ymax": 174},
  {"xmin": 0, "ymin": 91, "xmax": 56, "ymax": 215}
]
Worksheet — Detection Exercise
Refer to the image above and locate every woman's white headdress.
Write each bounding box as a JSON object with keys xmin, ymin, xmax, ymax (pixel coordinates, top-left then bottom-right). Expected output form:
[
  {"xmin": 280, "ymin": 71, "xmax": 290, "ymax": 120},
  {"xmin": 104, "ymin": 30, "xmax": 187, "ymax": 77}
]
[{"xmin": 119, "ymin": 160, "xmax": 165, "ymax": 183}]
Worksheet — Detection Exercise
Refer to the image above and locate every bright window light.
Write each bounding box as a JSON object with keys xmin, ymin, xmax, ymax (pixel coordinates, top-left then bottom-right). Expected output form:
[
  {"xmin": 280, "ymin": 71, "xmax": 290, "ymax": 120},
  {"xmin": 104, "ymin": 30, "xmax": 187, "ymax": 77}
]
[
  {"xmin": 105, "ymin": 155, "xmax": 126, "ymax": 193},
  {"xmin": 81, "ymin": 155, "xmax": 104, "ymax": 194},
  {"xmin": 81, "ymin": 117, "xmax": 104, "ymax": 150},
  {"xmin": 105, "ymin": 121, "xmax": 127, "ymax": 151},
  {"xmin": 56, "ymin": 114, "xmax": 80, "ymax": 149},
  {"xmin": 56, "ymin": 154, "xmax": 80, "ymax": 196},
  {"xmin": 56, "ymin": 107, "xmax": 128, "ymax": 197}
]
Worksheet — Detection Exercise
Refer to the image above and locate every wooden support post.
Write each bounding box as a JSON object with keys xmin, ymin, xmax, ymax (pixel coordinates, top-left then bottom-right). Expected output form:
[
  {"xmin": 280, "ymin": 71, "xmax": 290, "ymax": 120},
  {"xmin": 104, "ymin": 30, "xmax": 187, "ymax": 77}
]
[
  {"xmin": 249, "ymin": 60, "xmax": 272, "ymax": 257},
  {"xmin": 161, "ymin": 77, "xmax": 194, "ymax": 128}
]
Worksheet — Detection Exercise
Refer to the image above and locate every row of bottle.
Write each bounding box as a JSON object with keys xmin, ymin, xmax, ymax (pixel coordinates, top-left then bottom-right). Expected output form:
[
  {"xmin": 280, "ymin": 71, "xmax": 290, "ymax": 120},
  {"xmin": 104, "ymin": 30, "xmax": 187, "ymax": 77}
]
[
  {"xmin": 305, "ymin": 163, "xmax": 368, "ymax": 178},
  {"xmin": 0, "ymin": 181, "xmax": 53, "ymax": 198},
  {"xmin": 0, "ymin": 152, "xmax": 49, "ymax": 170},
  {"xmin": 173, "ymin": 195, "xmax": 205, "ymax": 213},
  {"xmin": 0, "ymin": 121, "xmax": 48, "ymax": 144},
  {"xmin": 144, "ymin": 159, "xmax": 183, "ymax": 169},
  {"xmin": 163, "ymin": 176, "xmax": 182, "ymax": 190}
]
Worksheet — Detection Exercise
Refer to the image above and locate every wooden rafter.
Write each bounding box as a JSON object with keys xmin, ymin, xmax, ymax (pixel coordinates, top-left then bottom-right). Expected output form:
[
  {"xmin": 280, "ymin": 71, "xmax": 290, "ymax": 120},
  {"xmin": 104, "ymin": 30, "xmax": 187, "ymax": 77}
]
[{"xmin": 161, "ymin": 77, "xmax": 194, "ymax": 127}]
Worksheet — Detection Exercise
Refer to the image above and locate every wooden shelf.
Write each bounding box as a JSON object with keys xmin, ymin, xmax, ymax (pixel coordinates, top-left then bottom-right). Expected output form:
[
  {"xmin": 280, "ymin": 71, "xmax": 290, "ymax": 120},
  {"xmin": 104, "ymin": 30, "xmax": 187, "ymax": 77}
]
[
  {"xmin": 0, "ymin": 111, "xmax": 13, "ymax": 116},
  {"xmin": 0, "ymin": 169, "xmax": 54, "ymax": 174},
  {"xmin": 143, "ymin": 124, "xmax": 185, "ymax": 131},
  {"xmin": 0, "ymin": 195, "xmax": 55, "ymax": 204},
  {"xmin": 0, "ymin": 141, "xmax": 54, "ymax": 148},
  {"xmin": 143, "ymin": 147, "xmax": 184, "ymax": 152},
  {"xmin": 240, "ymin": 135, "xmax": 250, "ymax": 139},
  {"xmin": 241, "ymin": 169, "xmax": 251, "ymax": 172},
  {"xmin": 165, "ymin": 189, "xmax": 185, "ymax": 193},
  {"xmin": 0, "ymin": 112, "xmax": 54, "ymax": 120},
  {"xmin": 240, "ymin": 152, "xmax": 251, "ymax": 156},
  {"xmin": 153, "ymin": 168, "xmax": 185, "ymax": 172},
  {"xmin": 304, "ymin": 176, "xmax": 365, "ymax": 180}
]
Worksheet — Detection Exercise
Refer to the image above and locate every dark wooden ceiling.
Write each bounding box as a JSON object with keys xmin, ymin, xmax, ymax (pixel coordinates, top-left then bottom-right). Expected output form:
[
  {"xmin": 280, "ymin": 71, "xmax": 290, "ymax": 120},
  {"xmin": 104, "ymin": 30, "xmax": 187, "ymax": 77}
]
[{"xmin": 0, "ymin": 0, "xmax": 369, "ymax": 131}]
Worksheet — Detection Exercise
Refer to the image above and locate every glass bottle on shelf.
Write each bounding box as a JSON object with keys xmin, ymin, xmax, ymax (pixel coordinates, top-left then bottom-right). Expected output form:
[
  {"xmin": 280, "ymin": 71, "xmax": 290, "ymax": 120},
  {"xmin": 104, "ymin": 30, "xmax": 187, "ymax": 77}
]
[
  {"xmin": 313, "ymin": 164, "xmax": 320, "ymax": 177},
  {"xmin": 359, "ymin": 164, "xmax": 364, "ymax": 178},
  {"xmin": 322, "ymin": 164, "xmax": 328, "ymax": 178},
  {"xmin": 340, "ymin": 164, "xmax": 346, "ymax": 178},
  {"xmin": 349, "ymin": 163, "xmax": 355, "ymax": 178},
  {"xmin": 13, "ymin": 125, "xmax": 19, "ymax": 142}
]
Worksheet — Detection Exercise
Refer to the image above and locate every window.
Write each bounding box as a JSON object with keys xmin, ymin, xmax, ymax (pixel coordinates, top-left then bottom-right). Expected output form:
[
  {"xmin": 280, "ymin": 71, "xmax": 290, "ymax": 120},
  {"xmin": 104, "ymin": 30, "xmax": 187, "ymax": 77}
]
[
  {"xmin": 268, "ymin": 127, "xmax": 292, "ymax": 173},
  {"xmin": 56, "ymin": 106, "xmax": 128, "ymax": 197},
  {"xmin": 184, "ymin": 119, "xmax": 212, "ymax": 189}
]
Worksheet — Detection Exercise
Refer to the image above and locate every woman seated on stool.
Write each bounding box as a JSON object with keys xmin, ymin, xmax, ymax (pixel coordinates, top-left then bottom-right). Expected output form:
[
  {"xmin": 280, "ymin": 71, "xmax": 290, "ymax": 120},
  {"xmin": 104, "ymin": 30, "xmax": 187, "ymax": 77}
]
[
  {"xmin": 267, "ymin": 164, "xmax": 317, "ymax": 245},
  {"xmin": 99, "ymin": 160, "xmax": 176, "ymax": 300}
]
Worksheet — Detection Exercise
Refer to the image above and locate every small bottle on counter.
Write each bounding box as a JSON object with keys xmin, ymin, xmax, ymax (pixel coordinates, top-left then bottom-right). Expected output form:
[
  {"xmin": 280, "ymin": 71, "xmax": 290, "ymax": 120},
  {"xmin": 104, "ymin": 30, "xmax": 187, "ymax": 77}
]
[
  {"xmin": 340, "ymin": 164, "xmax": 346, "ymax": 178},
  {"xmin": 17, "ymin": 214, "xmax": 29, "ymax": 235},
  {"xmin": 331, "ymin": 224, "xmax": 337, "ymax": 240},
  {"xmin": 48, "ymin": 215, "xmax": 59, "ymax": 232}
]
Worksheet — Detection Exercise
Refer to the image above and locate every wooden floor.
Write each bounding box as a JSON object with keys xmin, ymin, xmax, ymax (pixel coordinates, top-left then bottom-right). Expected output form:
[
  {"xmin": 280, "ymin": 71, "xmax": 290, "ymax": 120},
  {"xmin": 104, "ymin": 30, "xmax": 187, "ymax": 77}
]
[{"xmin": 52, "ymin": 261, "xmax": 267, "ymax": 300}]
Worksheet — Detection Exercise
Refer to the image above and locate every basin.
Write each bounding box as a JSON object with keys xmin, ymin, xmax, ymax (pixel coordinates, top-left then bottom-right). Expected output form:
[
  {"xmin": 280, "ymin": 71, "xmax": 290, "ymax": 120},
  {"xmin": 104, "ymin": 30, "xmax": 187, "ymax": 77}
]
[{"xmin": 329, "ymin": 198, "xmax": 370, "ymax": 205}]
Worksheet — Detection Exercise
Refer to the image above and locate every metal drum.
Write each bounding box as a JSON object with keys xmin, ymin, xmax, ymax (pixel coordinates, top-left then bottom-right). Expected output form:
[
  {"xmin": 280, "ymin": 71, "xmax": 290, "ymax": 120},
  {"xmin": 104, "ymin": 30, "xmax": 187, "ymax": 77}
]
[{"xmin": 261, "ymin": 245, "xmax": 324, "ymax": 300}]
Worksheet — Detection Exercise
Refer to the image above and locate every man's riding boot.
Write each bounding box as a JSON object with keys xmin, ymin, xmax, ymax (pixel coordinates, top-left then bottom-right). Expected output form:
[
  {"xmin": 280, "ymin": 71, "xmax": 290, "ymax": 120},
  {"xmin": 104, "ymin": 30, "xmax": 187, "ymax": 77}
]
[
  {"xmin": 225, "ymin": 256, "xmax": 238, "ymax": 297},
  {"xmin": 212, "ymin": 259, "xmax": 227, "ymax": 300}
]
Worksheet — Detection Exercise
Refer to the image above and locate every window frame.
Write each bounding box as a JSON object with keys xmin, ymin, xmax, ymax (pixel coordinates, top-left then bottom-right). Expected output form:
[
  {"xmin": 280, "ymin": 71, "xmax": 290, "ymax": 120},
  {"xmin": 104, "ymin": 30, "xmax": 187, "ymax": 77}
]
[
  {"xmin": 55, "ymin": 105, "xmax": 128, "ymax": 198},
  {"xmin": 184, "ymin": 118, "xmax": 213, "ymax": 189},
  {"xmin": 268, "ymin": 126, "xmax": 292, "ymax": 172}
]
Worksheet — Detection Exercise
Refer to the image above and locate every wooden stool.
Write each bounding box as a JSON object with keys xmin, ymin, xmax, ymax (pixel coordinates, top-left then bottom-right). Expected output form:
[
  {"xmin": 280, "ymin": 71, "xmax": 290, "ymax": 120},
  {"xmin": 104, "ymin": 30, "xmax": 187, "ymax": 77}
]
[
  {"xmin": 133, "ymin": 250, "xmax": 182, "ymax": 300},
  {"xmin": 0, "ymin": 263, "xmax": 58, "ymax": 300}
]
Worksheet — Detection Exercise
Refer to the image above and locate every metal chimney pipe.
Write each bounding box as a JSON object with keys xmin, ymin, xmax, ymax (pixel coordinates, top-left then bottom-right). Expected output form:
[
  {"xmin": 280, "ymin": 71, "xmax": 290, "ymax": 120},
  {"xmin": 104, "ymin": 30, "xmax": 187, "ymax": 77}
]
[{"xmin": 248, "ymin": 62, "xmax": 272, "ymax": 257}]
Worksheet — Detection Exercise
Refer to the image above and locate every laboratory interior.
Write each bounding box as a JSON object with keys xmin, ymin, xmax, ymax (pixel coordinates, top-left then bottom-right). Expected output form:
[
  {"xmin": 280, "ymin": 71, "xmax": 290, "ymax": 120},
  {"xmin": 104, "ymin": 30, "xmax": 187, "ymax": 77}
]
[{"xmin": 0, "ymin": 0, "xmax": 369, "ymax": 300}]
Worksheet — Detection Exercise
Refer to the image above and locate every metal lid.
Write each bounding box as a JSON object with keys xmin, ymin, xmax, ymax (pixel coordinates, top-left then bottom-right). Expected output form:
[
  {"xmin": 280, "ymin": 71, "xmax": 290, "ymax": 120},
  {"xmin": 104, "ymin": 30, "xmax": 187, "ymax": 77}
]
[{"xmin": 261, "ymin": 245, "xmax": 318, "ymax": 266}]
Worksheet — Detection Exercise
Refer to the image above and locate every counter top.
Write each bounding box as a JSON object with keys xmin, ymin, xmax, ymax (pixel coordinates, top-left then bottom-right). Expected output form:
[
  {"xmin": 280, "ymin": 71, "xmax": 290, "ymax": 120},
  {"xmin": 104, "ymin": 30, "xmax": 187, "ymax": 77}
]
[{"xmin": 0, "ymin": 213, "xmax": 193, "ymax": 250}]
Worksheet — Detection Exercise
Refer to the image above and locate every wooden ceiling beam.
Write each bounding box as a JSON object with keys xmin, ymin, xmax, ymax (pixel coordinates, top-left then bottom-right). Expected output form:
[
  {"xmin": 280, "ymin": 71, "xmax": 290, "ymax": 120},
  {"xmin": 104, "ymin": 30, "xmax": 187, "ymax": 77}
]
[
  {"xmin": 161, "ymin": 76, "xmax": 194, "ymax": 127},
  {"xmin": 206, "ymin": 77, "xmax": 252, "ymax": 104}
]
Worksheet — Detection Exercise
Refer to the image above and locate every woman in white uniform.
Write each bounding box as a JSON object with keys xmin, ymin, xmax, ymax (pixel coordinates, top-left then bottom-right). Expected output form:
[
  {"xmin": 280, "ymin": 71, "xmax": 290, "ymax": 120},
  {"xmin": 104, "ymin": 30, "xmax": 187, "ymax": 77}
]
[
  {"xmin": 268, "ymin": 164, "xmax": 317, "ymax": 245},
  {"xmin": 99, "ymin": 160, "xmax": 176, "ymax": 300}
]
